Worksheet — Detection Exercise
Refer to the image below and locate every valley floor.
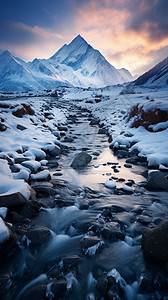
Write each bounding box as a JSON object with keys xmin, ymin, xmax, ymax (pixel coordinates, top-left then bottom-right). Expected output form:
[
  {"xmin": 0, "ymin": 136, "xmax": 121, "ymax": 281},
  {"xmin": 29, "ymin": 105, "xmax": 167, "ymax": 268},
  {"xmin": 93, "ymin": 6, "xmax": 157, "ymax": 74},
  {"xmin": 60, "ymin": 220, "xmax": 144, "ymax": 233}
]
[{"xmin": 0, "ymin": 85, "xmax": 168, "ymax": 299}]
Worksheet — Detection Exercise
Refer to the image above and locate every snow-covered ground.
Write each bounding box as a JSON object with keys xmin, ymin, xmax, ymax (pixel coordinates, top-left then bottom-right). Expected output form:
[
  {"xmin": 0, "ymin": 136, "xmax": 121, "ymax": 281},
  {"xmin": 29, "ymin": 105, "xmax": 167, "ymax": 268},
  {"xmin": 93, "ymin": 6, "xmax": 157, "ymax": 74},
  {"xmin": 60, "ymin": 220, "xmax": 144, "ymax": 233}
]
[
  {"xmin": 62, "ymin": 85, "xmax": 168, "ymax": 168},
  {"xmin": 0, "ymin": 97, "xmax": 67, "ymax": 199}
]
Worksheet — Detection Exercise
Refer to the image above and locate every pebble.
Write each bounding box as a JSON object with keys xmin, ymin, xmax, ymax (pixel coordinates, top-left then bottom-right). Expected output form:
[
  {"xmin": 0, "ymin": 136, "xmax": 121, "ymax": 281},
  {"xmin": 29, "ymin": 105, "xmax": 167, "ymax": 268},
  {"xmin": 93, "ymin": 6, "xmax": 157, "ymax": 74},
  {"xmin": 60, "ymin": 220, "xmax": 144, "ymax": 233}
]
[
  {"xmin": 124, "ymin": 163, "xmax": 132, "ymax": 168},
  {"xmin": 53, "ymin": 172, "xmax": 63, "ymax": 176}
]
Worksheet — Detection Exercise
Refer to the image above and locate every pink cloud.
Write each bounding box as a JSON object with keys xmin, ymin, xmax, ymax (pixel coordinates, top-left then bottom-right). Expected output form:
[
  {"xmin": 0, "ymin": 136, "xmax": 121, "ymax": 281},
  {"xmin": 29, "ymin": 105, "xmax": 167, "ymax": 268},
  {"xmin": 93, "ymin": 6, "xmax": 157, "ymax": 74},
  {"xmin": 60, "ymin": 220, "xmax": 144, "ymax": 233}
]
[{"xmin": 74, "ymin": 0, "xmax": 168, "ymax": 75}]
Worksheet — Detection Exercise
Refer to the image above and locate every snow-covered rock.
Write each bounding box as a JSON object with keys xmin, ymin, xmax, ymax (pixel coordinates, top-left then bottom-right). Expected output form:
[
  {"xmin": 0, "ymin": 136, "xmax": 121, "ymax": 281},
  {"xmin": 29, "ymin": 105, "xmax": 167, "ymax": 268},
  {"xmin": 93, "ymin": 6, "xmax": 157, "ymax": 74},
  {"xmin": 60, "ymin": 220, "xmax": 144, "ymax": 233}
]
[
  {"xmin": 21, "ymin": 160, "xmax": 41, "ymax": 173},
  {"xmin": 30, "ymin": 170, "xmax": 51, "ymax": 181},
  {"xmin": 0, "ymin": 217, "xmax": 9, "ymax": 244},
  {"xmin": 105, "ymin": 179, "xmax": 116, "ymax": 189},
  {"xmin": 0, "ymin": 207, "xmax": 8, "ymax": 219},
  {"xmin": 121, "ymin": 184, "xmax": 133, "ymax": 193}
]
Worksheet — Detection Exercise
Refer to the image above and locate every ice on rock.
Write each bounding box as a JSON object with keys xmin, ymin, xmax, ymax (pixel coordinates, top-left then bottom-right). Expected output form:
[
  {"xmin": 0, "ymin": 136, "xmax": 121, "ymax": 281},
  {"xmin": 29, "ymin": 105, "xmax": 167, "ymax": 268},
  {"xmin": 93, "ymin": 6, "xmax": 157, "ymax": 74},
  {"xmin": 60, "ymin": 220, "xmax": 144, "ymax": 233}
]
[
  {"xmin": 40, "ymin": 160, "xmax": 48, "ymax": 166},
  {"xmin": 0, "ymin": 217, "xmax": 9, "ymax": 244},
  {"xmin": 0, "ymin": 207, "xmax": 8, "ymax": 219},
  {"xmin": 121, "ymin": 184, "xmax": 133, "ymax": 192},
  {"xmin": 107, "ymin": 268, "xmax": 122, "ymax": 283},
  {"xmin": 30, "ymin": 170, "xmax": 50, "ymax": 181},
  {"xmin": 85, "ymin": 241, "xmax": 104, "ymax": 256},
  {"xmin": 105, "ymin": 179, "xmax": 116, "ymax": 189}
]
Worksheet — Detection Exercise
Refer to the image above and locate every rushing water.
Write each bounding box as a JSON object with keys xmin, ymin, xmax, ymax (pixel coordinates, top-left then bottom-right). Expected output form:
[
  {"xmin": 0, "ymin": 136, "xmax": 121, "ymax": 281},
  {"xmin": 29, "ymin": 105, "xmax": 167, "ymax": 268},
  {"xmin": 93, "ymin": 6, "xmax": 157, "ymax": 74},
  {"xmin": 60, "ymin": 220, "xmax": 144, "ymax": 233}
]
[{"xmin": 3, "ymin": 98, "xmax": 168, "ymax": 300}]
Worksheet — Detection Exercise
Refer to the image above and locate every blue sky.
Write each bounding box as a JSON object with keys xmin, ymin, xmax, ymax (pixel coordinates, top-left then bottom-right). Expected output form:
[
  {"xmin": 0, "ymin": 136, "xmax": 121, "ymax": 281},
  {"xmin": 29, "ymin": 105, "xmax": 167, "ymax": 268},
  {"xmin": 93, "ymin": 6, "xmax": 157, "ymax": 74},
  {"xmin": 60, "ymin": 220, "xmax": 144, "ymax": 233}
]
[{"xmin": 0, "ymin": 0, "xmax": 168, "ymax": 75}]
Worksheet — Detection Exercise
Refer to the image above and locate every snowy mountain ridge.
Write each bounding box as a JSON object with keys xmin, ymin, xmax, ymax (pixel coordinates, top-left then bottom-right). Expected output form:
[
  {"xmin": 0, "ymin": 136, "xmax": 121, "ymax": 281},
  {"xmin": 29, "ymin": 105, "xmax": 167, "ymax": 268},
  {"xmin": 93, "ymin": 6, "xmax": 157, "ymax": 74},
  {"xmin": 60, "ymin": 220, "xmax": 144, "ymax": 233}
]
[
  {"xmin": 134, "ymin": 56, "xmax": 168, "ymax": 87},
  {"xmin": 0, "ymin": 35, "xmax": 134, "ymax": 91}
]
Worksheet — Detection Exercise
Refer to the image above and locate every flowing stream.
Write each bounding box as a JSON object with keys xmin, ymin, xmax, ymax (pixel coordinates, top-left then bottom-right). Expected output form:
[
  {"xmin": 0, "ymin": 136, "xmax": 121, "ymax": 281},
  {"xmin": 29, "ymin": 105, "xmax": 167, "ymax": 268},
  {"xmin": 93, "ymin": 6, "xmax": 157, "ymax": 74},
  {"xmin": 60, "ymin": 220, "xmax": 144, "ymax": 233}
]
[{"xmin": 3, "ymin": 98, "xmax": 168, "ymax": 300}]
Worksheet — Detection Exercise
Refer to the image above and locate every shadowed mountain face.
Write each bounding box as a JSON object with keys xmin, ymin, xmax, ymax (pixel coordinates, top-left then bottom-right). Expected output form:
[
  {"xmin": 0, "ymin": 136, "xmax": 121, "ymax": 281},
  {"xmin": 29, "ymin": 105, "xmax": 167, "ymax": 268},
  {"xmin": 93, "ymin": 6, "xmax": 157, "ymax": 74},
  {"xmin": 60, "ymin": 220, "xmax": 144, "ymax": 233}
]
[
  {"xmin": 0, "ymin": 35, "xmax": 134, "ymax": 92},
  {"xmin": 134, "ymin": 56, "xmax": 168, "ymax": 87}
]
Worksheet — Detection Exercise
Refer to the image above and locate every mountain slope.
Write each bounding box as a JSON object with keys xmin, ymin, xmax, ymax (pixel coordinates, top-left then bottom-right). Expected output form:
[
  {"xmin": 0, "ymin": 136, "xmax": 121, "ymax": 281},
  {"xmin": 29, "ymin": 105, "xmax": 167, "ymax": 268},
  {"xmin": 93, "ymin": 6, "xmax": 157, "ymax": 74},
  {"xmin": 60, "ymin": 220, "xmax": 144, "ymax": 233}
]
[
  {"xmin": 0, "ymin": 51, "xmax": 72, "ymax": 91},
  {"xmin": 0, "ymin": 50, "xmax": 43, "ymax": 91},
  {"xmin": 134, "ymin": 56, "xmax": 168, "ymax": 87}
]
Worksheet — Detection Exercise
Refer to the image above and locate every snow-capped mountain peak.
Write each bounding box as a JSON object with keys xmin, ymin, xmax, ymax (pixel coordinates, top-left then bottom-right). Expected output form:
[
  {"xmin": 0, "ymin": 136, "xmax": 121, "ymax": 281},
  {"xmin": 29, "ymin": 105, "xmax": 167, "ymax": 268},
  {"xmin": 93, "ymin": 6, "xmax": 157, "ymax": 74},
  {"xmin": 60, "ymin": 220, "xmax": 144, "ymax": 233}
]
[{"xmin": 0, "ymin": 35, "xmax": 134, "ymax": 91}]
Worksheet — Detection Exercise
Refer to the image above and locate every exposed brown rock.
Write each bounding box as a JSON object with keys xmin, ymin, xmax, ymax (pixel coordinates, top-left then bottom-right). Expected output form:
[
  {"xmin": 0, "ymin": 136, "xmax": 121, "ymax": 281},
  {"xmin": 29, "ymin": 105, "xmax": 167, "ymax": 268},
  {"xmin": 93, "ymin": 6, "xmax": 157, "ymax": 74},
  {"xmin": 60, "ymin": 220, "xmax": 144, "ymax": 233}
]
[{"xmin": 128, "ymin": 103, "xmax": 168, "ymax": 132}]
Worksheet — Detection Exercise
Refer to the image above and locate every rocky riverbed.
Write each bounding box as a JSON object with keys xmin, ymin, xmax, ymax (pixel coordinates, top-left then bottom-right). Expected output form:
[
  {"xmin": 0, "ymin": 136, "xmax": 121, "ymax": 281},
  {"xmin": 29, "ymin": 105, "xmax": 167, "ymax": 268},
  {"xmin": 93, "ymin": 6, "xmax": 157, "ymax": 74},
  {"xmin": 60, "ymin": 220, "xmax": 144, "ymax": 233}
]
[{"xmin": 0, "ymin": 95, "xmax": 168, "ymax": 300}]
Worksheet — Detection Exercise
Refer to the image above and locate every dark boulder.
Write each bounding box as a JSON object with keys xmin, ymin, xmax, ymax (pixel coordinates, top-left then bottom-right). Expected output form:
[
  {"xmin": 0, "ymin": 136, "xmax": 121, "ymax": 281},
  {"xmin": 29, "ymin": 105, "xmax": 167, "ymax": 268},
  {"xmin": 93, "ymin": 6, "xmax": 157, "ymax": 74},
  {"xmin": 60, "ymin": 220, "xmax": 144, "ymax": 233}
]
[
  {"xmin": 26, "ymin": 227, "xmax": 52, "ymax": 249},
  {"xmin": 146, "ymin": 170, "xmax": 168, "ymax": 191},
  {"xmin": 0, "ymin": 192, "xmax": 27, "ymax": 208},
  {"xmin": 141, "ymin": 220, "xmax": 168, "ymax": 262},
  {"xmin": 70, "ymin": 152, "xmax": 92, "ymax": 169}
]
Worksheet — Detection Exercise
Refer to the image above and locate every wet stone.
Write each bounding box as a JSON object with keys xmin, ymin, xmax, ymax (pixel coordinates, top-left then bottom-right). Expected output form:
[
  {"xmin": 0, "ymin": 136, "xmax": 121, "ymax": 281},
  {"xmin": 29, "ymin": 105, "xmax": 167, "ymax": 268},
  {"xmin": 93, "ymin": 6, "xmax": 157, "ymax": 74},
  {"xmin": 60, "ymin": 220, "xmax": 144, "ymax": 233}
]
[
  {"xmin": 111, "ymin": 205, "xmax": 126, "ymax": 213},
  {"xmin": 0, "ymin": 222, "xmax": 18, "ymax": 261},
  {"xmin": 70, "ymin": 151, "xmax": 92, "ymax": 169},
  {"xmin": 146, "ymin": 170, "xmax": 168, "ymax": 192},
  {"xmin": 118, "ymin": 178, "xmax": 125, "ymax": 182},
  {"xmin": 53, "ymin": 172, "xmax": 63, "ymax": 176},
  {"xmin": 102, "ymin": 222, "xmax": 125, "ymax": 241},
  {"xmin": 0, "ymin": 192, "xmax": 27, "ymax": 208},
  {"xmin": 101, "ymin": 208, "xmax": 113, "ymax": 218},
  {"xmin": 92, "ymin": 151, "xmax": 100, "ymax": 156},
  {"xmin": 81, "ymin": 235, "xmax": 101, "ymax": 249},
  {"xmin": 26, "ymin": 227, "xmax": 52, "ymax": 249},
  {"xmin": 17, "ymin": 282, "xmax": 47, "ymax": 300},
  {"xmin": 17, "ymin": 124, "xmax": 27, "ymax": 131},
  {"xmin": 20, "ymin": 200, "xmax": 41, "ymax": 219},
  {"xmin": 137, "ymin": 215, "xmax": 152, "ymax": 225},
  {"xmin": 32, "ymin": 185, "xmax": 58, "ymax": 197},
  {"xmin": 114, "ymin": 168, "xmax": 120, "ymax": 173},
  {"xmin": 116, "ymin": 150, "xmax": 129, "ymax": 158},
  {"xmin": 0, "ymin": 272, "xmax": 12, "ymax": 295},
  {"xmin": 125, "ymin": 181, "xmax": 133, "ymax": 186},
  {"xmin": 54, "ymin": 198, "xmax": 74, "ymax": 207},
  {"xmin": 124, "ymin": 163, "xmax": 132, "ymax": 168},
  {"xmin": 57, "ymin": 125, "xmax": 68, "ymax": 131},
  {"xmin": 142, "ymin": 220, "xmax": 168, "ymax": 262},
  {"xmin": 62, "ymin": 255, "xmax": 81, "ymax": 270},
  {"xmin": 63, "ymin": 136, "xmax": 74, "ymax": 143},
  {"xmin": 51, "ymin": 279, "xmax": 67, "ymax": 297},
  {"xmin": 98, "ymin": 128, "xmax": 107, "ymax": 134},
  {"xmin": 106, "ymin": 275, "xmax": 123, "ymax": 300},
  {"xmin": 126, "ymin": 158, "xmax": 137, "ymax": 165}
]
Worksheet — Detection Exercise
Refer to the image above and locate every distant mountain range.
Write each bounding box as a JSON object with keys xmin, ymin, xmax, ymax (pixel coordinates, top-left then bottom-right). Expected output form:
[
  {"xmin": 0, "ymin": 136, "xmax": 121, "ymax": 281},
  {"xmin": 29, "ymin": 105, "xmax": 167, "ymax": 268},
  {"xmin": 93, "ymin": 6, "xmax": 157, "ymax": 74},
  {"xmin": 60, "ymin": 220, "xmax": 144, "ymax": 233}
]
[
  {"xmin": 0, "ymin": 35, "xmax": 134, "ymax": 92},
  {"xmin": 0, "ymin": 35, "xmax": 167, "ymax": 92},
  {"xmin": 134, "ymin": 56, "xmax": 168, "ymax": 87}
]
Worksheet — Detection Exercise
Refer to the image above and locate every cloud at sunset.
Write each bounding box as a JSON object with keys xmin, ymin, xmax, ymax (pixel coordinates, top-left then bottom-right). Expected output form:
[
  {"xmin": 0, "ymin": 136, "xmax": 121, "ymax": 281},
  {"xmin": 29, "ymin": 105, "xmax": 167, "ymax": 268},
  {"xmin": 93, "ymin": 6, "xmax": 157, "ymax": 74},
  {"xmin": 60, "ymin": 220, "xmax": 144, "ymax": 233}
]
[{"xmin": 0, "ymin": 0, "xmax": 167, "ymax": 75}]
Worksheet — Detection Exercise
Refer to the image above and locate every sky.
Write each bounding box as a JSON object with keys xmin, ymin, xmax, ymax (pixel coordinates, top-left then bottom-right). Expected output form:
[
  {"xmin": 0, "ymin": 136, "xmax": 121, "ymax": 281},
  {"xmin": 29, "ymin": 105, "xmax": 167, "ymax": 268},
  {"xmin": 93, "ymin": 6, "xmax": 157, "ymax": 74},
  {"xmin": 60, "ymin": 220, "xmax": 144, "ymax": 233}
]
[{"xmin": 0, "ymin": 0, "xmax": 168, "ymax": 75}]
